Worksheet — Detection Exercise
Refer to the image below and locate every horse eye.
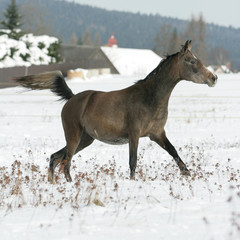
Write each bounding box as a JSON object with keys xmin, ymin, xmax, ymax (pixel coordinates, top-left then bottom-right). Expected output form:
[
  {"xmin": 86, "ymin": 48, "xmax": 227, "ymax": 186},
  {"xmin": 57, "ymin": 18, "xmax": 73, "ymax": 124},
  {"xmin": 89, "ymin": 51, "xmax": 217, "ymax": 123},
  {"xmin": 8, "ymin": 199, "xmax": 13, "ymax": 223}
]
[
  {"xmin": 185, "ymin": 58, "xmax": 196, "ymax": 65},
  {"xmin": 190, "ymin": 60, "xmax": 196, "ymax": 65}
]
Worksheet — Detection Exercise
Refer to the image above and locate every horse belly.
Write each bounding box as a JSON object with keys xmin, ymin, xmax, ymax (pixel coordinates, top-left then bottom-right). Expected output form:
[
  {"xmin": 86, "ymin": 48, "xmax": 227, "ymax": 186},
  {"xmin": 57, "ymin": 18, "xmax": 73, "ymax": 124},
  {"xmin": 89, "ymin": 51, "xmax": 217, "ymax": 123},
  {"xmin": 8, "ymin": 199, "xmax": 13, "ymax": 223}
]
[
  {"xmin": 87, "ymin": 126, "xmax": 127, "ymax": 144},
  {"xmin": 100, "ymin": 137, "xmax": 129, "ymax": 145},
  {"xmin": 84, "ymin": 120, "xmax": 128, "ymax": 145}
]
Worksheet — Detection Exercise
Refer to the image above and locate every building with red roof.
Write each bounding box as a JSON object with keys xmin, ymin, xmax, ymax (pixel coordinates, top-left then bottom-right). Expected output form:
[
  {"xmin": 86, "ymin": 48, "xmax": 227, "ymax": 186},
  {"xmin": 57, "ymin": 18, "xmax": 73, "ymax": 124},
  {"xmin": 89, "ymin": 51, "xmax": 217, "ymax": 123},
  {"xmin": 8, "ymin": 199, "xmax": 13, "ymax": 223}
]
[{"xmin": 107, "ymin": 34, "xmax": 118, "ymax": 47}]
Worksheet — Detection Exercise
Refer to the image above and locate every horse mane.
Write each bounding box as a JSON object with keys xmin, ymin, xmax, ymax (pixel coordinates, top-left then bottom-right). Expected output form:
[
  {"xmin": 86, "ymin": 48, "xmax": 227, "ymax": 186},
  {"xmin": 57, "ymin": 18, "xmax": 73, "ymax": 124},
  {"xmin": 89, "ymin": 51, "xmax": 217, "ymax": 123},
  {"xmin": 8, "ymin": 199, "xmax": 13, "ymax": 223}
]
[{"xmin": 135, "ymin": 52, "xmax": 179, "ymax": 85}]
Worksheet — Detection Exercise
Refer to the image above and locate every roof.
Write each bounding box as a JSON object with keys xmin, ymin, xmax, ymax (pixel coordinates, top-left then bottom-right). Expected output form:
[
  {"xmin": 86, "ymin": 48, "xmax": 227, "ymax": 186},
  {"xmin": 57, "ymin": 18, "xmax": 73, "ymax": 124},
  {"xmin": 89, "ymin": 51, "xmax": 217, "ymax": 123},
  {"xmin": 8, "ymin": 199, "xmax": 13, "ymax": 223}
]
[
  {"xmin": 61, "ymin": 44, "xmax": 162, "ymax": 76},
  {"xmin": 101, "ymin": 47, "xmax": 161, "ymax": 76},
  {"xmin": 61, "ymin": 44, "xmax": 119, "ymax": 74},
  {"xmin": 61, "ymin": 44, "xmax": 100, "ymax": 62},
  {"xmin": 107, "ymin": 34, "xmax": 118, "ymax": 47}
]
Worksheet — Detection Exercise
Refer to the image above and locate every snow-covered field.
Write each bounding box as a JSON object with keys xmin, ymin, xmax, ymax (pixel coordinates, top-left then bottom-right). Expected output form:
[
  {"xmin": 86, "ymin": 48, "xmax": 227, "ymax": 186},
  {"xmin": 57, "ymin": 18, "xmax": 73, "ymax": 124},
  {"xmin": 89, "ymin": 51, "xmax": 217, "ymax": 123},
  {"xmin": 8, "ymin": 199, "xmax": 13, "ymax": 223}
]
[{"xmin": 0, "ymin": 73, "xmax": 240, "ymax": 240}]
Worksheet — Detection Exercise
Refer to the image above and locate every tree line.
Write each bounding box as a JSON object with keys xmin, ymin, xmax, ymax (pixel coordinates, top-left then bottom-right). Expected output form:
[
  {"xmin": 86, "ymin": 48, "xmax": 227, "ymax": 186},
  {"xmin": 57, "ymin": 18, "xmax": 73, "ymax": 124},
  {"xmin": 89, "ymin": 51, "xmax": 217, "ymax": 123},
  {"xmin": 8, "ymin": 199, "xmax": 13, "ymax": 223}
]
[
  {"xmin": 153, "ymin": 14, "xmax": 231, "ymax": 67},
  {"xmin": 69, "ymin": 29, "xmax": 103, "ymax": 46},
  {"xmin": 70, "ymin": 13, "xmax": 231, "ymax": 68},
  {"xmin": 0, "ymin": 0, "xmax": 239, "ymax": 70}
]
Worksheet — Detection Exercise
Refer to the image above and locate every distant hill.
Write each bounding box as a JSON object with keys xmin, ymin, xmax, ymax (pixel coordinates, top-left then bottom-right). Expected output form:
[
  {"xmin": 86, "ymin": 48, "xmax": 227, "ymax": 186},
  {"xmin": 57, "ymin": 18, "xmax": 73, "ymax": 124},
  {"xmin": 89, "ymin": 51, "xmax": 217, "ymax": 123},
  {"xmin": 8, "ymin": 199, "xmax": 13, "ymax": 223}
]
[{"xmin": 0, "ymin": 0, "xmax": 240, "ymax": 70}]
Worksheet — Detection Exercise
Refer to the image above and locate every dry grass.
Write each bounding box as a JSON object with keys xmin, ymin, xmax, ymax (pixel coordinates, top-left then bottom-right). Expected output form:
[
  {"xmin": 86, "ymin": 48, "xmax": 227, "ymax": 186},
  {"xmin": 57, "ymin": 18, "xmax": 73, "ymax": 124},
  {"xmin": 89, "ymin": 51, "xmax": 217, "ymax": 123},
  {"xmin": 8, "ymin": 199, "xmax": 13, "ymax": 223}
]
[{"xmin": 0, "ymin": 140, "xmax": 239, "ymax": 237}]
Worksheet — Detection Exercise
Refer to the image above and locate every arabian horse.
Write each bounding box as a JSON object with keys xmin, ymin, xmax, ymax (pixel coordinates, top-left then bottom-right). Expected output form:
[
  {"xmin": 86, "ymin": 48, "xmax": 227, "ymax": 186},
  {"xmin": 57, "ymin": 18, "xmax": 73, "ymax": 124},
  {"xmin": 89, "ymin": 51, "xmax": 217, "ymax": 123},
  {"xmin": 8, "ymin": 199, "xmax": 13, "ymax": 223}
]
[{"xmin": 15, "ymin": 40, "xmax": 217, "ymax": 183}]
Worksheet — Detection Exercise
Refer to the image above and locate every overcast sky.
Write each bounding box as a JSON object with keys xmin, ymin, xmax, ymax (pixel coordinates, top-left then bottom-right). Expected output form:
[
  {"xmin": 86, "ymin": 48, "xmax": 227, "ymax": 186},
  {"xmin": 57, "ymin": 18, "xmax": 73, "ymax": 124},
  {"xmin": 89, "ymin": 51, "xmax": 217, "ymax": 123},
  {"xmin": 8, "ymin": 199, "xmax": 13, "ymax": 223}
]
[{"xmin": 67, "ymin": 0, "xmax": 240, "ymax": 28}]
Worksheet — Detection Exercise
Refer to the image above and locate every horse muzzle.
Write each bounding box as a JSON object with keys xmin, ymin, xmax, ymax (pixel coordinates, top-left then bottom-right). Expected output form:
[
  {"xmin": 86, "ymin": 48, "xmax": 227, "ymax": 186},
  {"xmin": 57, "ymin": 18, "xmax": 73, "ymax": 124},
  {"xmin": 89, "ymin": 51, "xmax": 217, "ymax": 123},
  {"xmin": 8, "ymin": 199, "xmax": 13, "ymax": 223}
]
[{"xmin": 207, "ymin": 74, "xmax": 218, "ymax": 87}]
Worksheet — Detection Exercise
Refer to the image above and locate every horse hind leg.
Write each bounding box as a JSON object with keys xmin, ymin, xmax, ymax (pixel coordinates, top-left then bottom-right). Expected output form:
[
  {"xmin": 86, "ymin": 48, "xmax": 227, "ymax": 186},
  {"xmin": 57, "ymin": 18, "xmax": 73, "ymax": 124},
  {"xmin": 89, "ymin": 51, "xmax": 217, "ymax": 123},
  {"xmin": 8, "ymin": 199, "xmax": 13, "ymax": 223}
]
[
  {"xmin": 48, "ymin": 146, "xmax": 75, "ymax": 183},
  {"xmin": 75, "ymin": 131, "xmax": 94, "ymax": 154},
  {"xmin": 48, "ymin": 147, "xmax": 67, "ymax": 183},
  {"xmin": 61, "ymin": 152, "xmax": 74, "ymax": 182},
  {"xmin": 62, "ymin": 132, "xmax": 94, "ymax": 182},
  {"xmin": 61, "ymin": 137, "xmax": 80, "ymax": 182},
  {"xmin": 48, "ymin": 130, "xmax": 94, "ymax": 183},
  {"xmin": 48, "ymin": 123, "xmax": 81, "ymax": 183}
]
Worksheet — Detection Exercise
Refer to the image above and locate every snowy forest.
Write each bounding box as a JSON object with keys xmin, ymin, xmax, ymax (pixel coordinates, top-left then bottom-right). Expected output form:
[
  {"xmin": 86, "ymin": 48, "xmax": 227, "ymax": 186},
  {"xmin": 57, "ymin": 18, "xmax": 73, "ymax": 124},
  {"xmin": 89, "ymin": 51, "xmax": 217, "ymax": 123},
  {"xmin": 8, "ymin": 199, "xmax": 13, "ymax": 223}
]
[{"xmin": 0, "ymin": 0, "xmax": 239, "ymax": 70}]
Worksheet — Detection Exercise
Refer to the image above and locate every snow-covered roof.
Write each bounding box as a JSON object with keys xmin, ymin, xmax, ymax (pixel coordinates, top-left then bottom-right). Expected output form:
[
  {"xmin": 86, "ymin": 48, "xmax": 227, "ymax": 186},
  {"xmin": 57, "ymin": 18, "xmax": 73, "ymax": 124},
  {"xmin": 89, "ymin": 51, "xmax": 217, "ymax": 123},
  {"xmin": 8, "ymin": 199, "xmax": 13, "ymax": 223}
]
[{"xmin": 101, "ymin": 47, "xmax": 161, "ymax": 76}]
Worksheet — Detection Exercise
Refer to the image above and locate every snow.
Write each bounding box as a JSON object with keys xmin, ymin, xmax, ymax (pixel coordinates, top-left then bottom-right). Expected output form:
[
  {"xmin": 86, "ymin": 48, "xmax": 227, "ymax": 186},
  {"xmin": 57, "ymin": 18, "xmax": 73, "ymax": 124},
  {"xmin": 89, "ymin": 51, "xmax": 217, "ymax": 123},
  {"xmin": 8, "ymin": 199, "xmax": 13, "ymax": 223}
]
[
  {"xmin": 101, "ymin": 46, "xmax": 161, "ymax": 75},
  {"xmin": 0, "ymin": 31, "xmax": 59, "ymax": 68},
  {"xmin": 220, "ymin": 65, "xmax": 231, "ymax": 73},
  {"xmin": 0, "ymin": 73, "xmax": 240, "ymax": 239}
]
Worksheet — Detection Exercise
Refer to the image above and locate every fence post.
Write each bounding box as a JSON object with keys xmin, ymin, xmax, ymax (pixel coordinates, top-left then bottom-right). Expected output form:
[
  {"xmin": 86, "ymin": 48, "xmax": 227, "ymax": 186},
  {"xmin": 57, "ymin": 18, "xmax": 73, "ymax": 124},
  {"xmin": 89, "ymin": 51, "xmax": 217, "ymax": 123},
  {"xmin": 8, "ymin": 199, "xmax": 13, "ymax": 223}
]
[{"xmin": 25, "ymin": 66, "xmax": 28, "ymax": 76}]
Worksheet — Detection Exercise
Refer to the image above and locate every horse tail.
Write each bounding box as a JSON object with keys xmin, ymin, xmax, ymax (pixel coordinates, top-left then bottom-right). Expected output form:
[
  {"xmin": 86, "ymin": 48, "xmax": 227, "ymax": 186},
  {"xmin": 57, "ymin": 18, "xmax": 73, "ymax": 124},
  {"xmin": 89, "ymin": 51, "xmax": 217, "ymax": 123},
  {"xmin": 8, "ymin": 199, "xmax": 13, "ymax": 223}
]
[{"xmin": 14, "ymin": 71, "xmax": 74, "ymax": 101}]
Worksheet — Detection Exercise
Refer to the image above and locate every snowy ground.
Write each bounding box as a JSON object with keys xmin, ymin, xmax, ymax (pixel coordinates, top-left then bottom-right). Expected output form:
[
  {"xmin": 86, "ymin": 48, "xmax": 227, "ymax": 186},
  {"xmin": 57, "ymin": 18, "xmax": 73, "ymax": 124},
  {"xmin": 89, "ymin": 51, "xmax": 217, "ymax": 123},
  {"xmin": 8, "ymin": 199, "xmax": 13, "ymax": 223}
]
[{"xmin": 0, "ymin": 74, "xmax": 240, "ymax": 240}]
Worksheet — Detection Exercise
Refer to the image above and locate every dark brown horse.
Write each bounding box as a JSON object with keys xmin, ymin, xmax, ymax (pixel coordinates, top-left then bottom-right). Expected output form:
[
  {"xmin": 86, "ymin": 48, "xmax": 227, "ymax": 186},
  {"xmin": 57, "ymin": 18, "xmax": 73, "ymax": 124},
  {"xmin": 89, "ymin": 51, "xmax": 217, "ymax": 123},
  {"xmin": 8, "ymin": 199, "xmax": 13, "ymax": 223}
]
[{"xmin": 15, "ymin": 40, "xmax": 217, "ymax": 183}]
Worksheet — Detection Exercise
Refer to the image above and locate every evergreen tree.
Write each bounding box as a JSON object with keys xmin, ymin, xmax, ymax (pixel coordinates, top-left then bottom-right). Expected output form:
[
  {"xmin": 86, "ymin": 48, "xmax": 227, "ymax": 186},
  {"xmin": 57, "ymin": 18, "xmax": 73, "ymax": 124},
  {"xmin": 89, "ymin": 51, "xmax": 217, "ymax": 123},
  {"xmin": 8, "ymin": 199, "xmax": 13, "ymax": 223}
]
[
  {"xmin": 70, "ymin": 32, "xmax": 78, "ymax": 45},
  {"xmin": 21, "ymin": 0, "xmax": 52, "ymax": 35},
  {"xmin": 184, "ymin": 15, "xmax": 197, "ymax": 46},
  {"xmin": 77, "ymin": 35, "xmax": 83, "ymax": 45},
  {"xmin": 184, "ymin": 14, "xmax": 207, "ymax": 62},
  {"xmin": 168, "ymin": 28, "xmax": 180, "ymax": 54},
  {"xmin": 0, "ymin": 0, "xmax": 24, "ymax": 40},
  {"xmin": 153, "ymin": 24, "xmax": 172, "ymax": 56},
  {"xmin": 94, "ymin": 32, "xmax": 102, "ymax": 46},
  {"xmin": 83, "ymin": 28, "xmax": 93, "ymax": 45},
  {"xmin": 196, "ymin": 13, "xmax": 207, "ymax": 63},
  {"xmin": 48, "ymin": 40, "xmax": 62, "ymax": 63}
]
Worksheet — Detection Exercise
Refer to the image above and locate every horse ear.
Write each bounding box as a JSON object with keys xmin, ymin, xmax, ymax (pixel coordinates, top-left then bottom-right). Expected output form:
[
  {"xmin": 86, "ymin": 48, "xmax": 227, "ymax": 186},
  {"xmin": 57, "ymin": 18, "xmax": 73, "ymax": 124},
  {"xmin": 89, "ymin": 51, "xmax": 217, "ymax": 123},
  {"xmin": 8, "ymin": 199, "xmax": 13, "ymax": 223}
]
[{"xmin": 181, "ymin": 40, "xmax": 192, "ymax": 53}]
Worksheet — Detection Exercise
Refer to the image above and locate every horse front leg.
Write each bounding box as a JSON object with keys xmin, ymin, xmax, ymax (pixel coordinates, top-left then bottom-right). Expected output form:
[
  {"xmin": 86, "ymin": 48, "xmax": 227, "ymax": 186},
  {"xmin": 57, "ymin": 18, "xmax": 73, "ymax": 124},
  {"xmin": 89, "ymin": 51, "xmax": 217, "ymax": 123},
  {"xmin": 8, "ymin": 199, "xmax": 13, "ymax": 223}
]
[
  {"xmin": 129, "ymin": 136, "xmax": 139, "ymax": 180},
  {"xmin": 150, "ymin": 131, "xmax": 191, "ymax": 176}
]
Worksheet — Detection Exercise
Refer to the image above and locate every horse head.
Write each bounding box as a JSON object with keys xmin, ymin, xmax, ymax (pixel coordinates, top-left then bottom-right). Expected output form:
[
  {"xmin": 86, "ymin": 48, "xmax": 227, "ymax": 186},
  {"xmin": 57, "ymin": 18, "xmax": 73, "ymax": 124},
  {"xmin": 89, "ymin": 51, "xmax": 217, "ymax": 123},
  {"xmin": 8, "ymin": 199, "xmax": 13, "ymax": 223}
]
[{"xmin": 178, "ymin": 40, "xmax": 217, "ymax": 87}]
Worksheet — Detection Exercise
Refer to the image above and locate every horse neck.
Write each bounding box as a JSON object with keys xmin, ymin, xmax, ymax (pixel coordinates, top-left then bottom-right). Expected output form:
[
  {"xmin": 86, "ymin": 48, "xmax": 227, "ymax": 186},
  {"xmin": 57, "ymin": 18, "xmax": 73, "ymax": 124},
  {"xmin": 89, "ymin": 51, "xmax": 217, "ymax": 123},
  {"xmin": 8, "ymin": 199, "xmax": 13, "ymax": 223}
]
[{"xmin": 146, "ymin": 55, "xmax": 180, "ymax": 105}]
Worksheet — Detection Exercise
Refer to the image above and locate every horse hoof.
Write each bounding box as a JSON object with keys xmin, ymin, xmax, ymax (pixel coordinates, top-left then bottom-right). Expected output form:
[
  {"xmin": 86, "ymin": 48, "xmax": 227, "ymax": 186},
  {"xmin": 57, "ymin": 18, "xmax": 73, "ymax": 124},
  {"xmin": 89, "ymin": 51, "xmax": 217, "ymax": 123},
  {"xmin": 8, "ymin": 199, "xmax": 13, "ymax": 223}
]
[
  {"xmin": 130, "ymin": 174, "xmax": 136, "ymax": 180},
  {"xmin": 181, "ymin": 169, "xmax": 191, "ymax": 177},
  {"xmin": 48, "ymin": 169, "xmax": 54, "ymax": 184},
  {"xmin": 65, "ymin": 175, "xmax": 72, "ymax": 182}
]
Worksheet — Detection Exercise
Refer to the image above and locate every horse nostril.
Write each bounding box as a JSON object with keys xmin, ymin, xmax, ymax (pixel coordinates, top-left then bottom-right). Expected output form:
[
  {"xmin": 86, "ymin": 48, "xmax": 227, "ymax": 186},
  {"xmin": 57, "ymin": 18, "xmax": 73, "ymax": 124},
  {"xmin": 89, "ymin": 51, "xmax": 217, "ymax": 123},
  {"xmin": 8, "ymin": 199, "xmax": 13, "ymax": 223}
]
[{"xmin": 210, "ymin": 74, "xmax": 218, "ymax": 87}]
